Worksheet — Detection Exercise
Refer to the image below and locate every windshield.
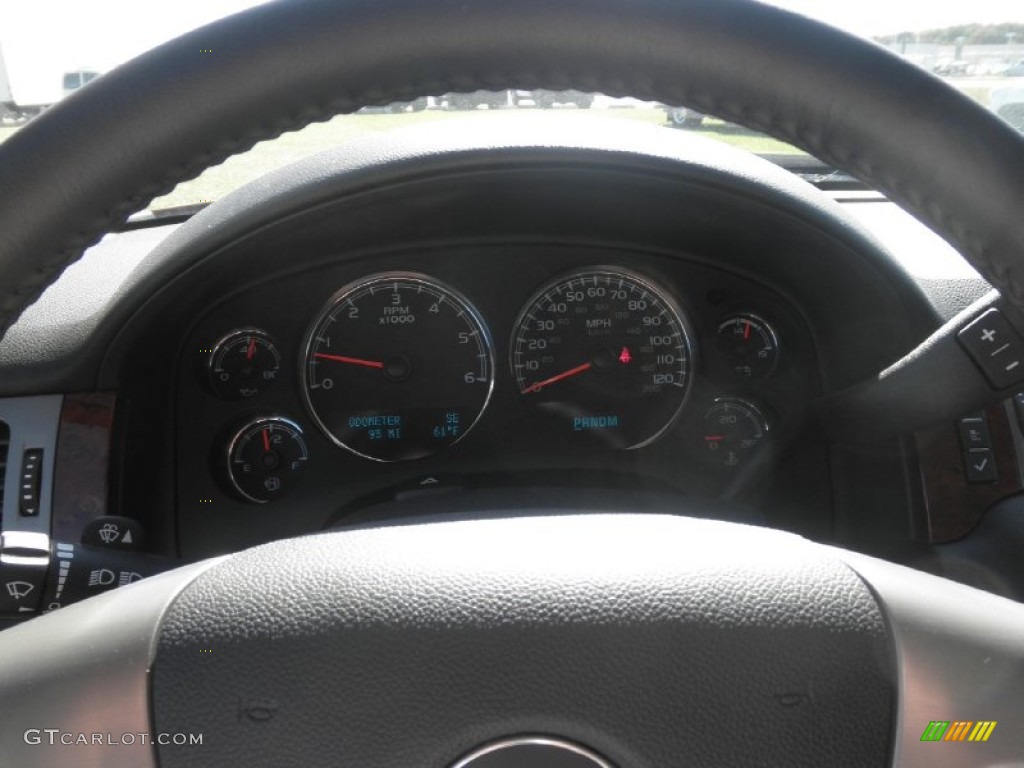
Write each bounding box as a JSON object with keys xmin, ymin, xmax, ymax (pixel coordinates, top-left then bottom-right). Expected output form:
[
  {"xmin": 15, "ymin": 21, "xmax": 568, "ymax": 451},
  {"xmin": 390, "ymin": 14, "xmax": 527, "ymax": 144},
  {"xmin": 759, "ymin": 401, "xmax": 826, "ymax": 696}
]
[{"xmin": 1, "ymin": 0, "xmax": 1021, "ymax": 213}]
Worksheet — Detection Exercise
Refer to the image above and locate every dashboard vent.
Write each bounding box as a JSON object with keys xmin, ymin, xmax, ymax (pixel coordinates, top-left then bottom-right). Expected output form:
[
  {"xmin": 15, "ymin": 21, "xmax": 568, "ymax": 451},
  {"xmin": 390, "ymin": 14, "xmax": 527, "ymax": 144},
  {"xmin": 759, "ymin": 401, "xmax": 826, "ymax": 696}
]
[{"xmin": 0, "ymin": 420, "xmax": 8, "ymax": 520}]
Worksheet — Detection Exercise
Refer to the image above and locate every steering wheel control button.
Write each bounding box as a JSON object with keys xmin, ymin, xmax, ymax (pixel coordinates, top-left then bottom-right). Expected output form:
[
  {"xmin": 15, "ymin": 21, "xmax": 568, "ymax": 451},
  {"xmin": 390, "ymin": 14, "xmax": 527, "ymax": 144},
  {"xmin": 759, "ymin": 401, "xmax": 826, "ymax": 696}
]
[
  {"xmin": 81, "ymin": 516, "xmax": 144, "ymax": 550},
  {"xmin": 225, "ymin": 416, "xmax": 308, "ymax": 503},
  {"xmin": 957, "ymin": 413, "xmax": 991, "ymax": 450},
  {"xmin": 964, "ymin": 448, "xmax": 997, "ymax": 484},
  {"xmin": 453, "ymin": 738, "xmax": 615, "ymax": 768},
  {"xmin": 206, "ymin": 328, "xmax": 281, "ymax": 399},
  {"xmin": 17, "ymin": 448, "xmax": 43, "ymax": 516},
  {"xmin": 957, "ymin": 412, "xmax": 997, "ymax": 482},
  {"xmin": 0, "ymin": 531, "xmax": 50, "ymax": 616},
  {"xmin": 957, "ymin": 309, "xmax": 1024, "ymax": 389}
]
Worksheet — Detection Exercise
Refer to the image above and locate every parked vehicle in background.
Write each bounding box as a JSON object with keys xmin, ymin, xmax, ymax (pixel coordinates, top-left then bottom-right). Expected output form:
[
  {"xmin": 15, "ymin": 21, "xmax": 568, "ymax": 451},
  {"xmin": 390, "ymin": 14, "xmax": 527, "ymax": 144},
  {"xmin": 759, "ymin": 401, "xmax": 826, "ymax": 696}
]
[
  {"xmin": 61, "ymin": 69, "xmax": 100, "ymax": 98},
  {"xmin": 1005, "ymin": 59, "xmax": 1024, "ymax": 76},
  {"xmin": 532, "ymin": 89, "xmax": 593, "ymax": 108},
  {"xmin": 445, "ymin": 89, "xmax": 593, "ymax": 110},
  {"xmin": 664, "ymin": 105, "xmax": 705, "ymax": 127},
  {"xmin": 359, "ymin": 96, "xmax": 430, "ymax": 114},
  {"xmin": 0, "ymin": 41, "xmax": 53, "ymax": 122},
  {"xmin": 1, "ymin": 44, "xmax": 94, "ymax": 122},
  {"xmin": 932, "ymin": 59, "xmax": 972, "ymax": 75},
  {"xmin": 992, "ymin": 85, "xmax": 1024, "ymax": 130}
]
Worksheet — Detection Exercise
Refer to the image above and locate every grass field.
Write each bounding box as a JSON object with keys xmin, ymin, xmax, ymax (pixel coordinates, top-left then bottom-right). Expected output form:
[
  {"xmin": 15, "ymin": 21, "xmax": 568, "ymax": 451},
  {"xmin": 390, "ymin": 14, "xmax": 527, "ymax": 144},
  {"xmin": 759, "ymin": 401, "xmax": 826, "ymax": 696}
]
[
  {"xmin": 2, "ymin": 76, "xmax": 1014, "ymax": 210},
  {"xmin": 0, "ymin": 108, "xmax": 802, "ymax": 210}
]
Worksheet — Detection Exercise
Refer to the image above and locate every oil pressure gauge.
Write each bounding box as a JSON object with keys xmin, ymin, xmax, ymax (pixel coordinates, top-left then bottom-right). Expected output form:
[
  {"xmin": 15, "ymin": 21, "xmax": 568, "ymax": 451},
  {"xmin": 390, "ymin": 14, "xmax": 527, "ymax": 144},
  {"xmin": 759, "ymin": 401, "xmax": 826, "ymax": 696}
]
[
  {"xmin": 225, "ymin": 416, "xmax": 308, "ymax": 503},
  {"xmin": 207, "ymin": 328, "xmax": 281, "ymax": 399}
]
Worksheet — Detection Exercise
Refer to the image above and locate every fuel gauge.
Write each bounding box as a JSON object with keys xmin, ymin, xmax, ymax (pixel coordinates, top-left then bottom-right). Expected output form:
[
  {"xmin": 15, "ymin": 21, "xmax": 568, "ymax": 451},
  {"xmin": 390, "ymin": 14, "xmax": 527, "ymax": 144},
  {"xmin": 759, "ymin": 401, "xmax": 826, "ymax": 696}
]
[
  {"xmin": 716, "ymin": 313, "xmax": 779, "ymax": 378},
  {"xmin": 225, "ymin": 416, "xmax": 309, "ymax": 503}
]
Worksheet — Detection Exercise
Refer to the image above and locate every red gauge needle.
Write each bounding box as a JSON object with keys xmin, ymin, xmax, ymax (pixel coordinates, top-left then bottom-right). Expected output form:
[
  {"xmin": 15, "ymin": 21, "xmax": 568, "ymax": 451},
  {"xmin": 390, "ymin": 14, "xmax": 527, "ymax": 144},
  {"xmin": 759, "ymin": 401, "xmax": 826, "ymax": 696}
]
[
  {"xmin": 743, "ymin": 321, "xmax": 751, "ymax": 340},
  {"xmin": 523, "ymin": 361, "xmax": 592, "ymax": 394},
  {"xmin": 262, "ymin": 428, "xmax": 271, "ymax": 452},
  {"xmin": 314, "ymin": 352, "xmax": 385, "ymax": 369},
  {"xmin": 704, "ymin": 435, "xmax": 725, "ymax": 442},
  {"xmin": 246, "ymin": 336, "xmax": 257, "ymax": 360}
]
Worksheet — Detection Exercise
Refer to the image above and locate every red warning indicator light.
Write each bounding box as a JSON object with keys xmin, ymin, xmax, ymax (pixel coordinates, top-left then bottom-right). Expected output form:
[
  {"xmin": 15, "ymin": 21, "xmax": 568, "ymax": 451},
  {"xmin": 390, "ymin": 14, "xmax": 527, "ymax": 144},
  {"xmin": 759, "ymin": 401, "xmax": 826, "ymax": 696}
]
[{"xmin": 618, "ymin": 347, "xmax": 632, "ymax": 364}]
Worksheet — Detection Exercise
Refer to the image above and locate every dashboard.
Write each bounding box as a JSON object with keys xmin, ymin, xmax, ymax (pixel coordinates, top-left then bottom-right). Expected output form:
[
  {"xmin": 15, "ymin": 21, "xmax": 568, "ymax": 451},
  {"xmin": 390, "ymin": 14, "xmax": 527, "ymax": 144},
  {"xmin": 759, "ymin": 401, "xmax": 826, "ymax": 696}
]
[{"xmin": 2, "ymin": 116, "xmax": 1016, "ymax": 624}]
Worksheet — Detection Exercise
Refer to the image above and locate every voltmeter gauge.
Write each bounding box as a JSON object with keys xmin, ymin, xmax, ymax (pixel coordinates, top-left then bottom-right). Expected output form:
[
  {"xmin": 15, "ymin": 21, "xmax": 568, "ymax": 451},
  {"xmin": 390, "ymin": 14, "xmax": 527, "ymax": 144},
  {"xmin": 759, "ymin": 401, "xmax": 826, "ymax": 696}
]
[
  {"xmin": 207, "ymin": 329, "xmax": 281, "ymax": 399},
  {"xmin": 226, "ymin": 417, "xmax": 309, "ymax": 503},
  {"xmin": 699, "ymin": 398, "xmax": 768, "ymax": 470},
  {"xmin": 716, "ymin": 313, "xmax": 779, "ymax": 378}
]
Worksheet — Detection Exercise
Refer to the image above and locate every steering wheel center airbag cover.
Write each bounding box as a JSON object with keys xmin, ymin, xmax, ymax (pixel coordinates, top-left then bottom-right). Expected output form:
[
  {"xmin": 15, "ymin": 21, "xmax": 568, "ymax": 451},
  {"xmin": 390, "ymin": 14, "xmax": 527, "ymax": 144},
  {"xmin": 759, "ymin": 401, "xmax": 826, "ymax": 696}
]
[{"xmin": 151, "ymin": 515, "xmax": 892, "ymax": 767}]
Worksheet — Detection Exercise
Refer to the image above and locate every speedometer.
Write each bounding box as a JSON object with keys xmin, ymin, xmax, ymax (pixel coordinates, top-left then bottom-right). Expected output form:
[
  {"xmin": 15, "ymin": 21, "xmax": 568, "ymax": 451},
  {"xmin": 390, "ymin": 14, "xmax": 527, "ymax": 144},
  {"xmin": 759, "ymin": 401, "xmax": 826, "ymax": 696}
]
[
  {"xmin": 302, "ymin": 272, "xmax": 494, "ymax": 461},
  {"xmin": 510, "ymin": 267, "xmax": 695, "ymax": 448}
]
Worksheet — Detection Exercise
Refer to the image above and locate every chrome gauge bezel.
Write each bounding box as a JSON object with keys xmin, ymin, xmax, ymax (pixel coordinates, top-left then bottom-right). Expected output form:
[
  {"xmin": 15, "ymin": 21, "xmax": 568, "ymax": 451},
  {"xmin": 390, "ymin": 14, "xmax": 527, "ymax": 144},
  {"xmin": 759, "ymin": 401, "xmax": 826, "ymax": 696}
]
[
  {"xmin": 225, "ymin": 415, "xmax": 308, "ymax": 504},
  {"xmin": 300, "ymin": 271, "xmax": 496, "ymax": 462},
  {"xmin": 508, "ymin": 265, "xmax": 697, "ymax": 450},
  {"xmin": 206, "ymin": 327, "xmax": 281, "ymax": 399},
  {"xmin": 699, "ymin": 397, "xmax": 770, "ymax": 470},
  {"xmin": 715, "ymin": 311, "xmax": 780, "ymax": 378}
]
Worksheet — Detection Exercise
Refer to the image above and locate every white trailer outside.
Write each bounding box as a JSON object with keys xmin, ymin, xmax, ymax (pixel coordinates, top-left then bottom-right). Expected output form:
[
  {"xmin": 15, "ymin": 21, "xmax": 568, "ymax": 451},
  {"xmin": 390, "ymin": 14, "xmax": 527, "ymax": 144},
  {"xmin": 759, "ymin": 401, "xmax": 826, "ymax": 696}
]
[
  {"xmin": 0, "ymin": 42, "xmax": 13, "ymax": 112},
  {"xmin": 0, "ymin": 41, "xmax": 62, "ymax": 122}
]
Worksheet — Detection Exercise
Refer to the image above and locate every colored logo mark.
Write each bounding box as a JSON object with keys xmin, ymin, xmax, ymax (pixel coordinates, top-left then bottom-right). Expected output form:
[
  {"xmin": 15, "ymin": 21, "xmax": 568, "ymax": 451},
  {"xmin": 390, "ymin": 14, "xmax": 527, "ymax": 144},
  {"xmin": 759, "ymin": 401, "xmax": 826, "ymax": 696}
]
[{"xmin": 920, "ymin": 721, "xmax": 997, "ymax": 742}]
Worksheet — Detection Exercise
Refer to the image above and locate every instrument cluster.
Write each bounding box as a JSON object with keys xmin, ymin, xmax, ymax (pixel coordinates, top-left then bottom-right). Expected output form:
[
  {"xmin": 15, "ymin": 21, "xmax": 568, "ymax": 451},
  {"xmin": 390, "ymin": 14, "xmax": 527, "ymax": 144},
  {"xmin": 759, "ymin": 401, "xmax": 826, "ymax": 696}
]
[{"xmin": 188, "ymin": 257, "xmax": 802, "ymax": 508}]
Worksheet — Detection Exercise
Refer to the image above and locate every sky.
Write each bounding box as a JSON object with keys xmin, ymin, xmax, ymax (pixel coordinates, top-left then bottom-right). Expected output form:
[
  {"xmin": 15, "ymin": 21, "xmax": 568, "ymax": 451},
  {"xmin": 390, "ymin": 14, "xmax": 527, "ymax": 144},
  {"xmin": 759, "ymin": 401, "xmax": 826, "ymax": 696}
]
[{"xmin": 1, "ymin": 0, "xmax": 1021, "ymax": 103}]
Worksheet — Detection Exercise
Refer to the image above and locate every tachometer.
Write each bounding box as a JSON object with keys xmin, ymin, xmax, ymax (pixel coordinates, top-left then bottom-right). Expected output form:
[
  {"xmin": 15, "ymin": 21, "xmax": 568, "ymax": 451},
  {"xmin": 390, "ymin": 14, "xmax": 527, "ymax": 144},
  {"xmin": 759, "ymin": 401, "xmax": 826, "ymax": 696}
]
[
  {"xmin": 510, "ymin": 267, "xmax": 695, "ymax": 448},
  {"xmin": 302, "ymin": 272, "xmax": 494, "ymax": 461}
]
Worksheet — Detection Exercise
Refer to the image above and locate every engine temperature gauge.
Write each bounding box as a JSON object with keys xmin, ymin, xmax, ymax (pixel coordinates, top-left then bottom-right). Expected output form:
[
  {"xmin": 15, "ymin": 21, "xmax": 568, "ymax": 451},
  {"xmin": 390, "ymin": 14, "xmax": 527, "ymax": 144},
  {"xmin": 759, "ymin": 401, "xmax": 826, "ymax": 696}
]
[
  {"xmin": 225, "ymin": 417, "xmax": 308, "ymax": 503},
  {"xmin": 716, "ymin": 313, "xmax": 779, "ymax": 378},
  {"xmin": 207, "ymin": 328, "xmax": 281, "ymax": 399},
  {"xmin": 700, "ymin": 398, "xmax": 768, "ymax": 470}
]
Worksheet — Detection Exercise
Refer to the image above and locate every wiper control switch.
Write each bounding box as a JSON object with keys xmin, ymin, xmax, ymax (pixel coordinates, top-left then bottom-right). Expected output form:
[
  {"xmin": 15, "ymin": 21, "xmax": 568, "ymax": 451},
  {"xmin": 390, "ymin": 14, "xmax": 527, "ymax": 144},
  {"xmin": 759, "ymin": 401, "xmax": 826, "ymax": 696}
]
[{"xmin": 0, "ymin": 531, "xmax": 50, "ymax": 617}]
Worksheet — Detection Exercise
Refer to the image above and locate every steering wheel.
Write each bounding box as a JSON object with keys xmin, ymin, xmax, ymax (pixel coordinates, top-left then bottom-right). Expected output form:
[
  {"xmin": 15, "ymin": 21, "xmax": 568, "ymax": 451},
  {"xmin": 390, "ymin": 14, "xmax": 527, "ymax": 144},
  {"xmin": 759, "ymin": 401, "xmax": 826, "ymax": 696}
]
[{"xmin": 1, "ymin": 0, "xmax": 1024, "ymax": 765}]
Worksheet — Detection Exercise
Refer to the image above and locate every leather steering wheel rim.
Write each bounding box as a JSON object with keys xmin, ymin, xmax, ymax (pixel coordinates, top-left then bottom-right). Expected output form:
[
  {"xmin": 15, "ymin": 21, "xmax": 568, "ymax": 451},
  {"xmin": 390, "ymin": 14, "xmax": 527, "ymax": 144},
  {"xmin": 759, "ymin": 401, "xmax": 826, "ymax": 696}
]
[{"xmin": 0, "ymin": 0, "xmax": 1023, "ymax": 343}]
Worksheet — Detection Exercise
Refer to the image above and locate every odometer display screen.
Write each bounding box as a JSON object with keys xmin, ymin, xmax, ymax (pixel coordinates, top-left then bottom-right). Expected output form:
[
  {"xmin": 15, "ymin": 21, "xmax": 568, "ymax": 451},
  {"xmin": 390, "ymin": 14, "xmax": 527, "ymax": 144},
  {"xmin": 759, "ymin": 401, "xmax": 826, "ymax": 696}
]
[
  {"xmin": 302, "ymin": 272, "xmax": 494, "ymax": 461},
  {"xmin": 510, "ymin": 267, "xmax": 694, "ymax": 448}
]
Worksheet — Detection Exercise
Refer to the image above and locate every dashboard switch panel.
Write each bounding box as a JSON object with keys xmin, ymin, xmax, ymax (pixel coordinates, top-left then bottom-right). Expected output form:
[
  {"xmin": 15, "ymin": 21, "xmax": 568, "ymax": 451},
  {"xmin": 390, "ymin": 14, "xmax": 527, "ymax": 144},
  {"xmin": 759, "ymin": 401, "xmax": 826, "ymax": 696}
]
[{"xmin": 958, "ymin": 309, "xmax": 1024, "ymax": 389}]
